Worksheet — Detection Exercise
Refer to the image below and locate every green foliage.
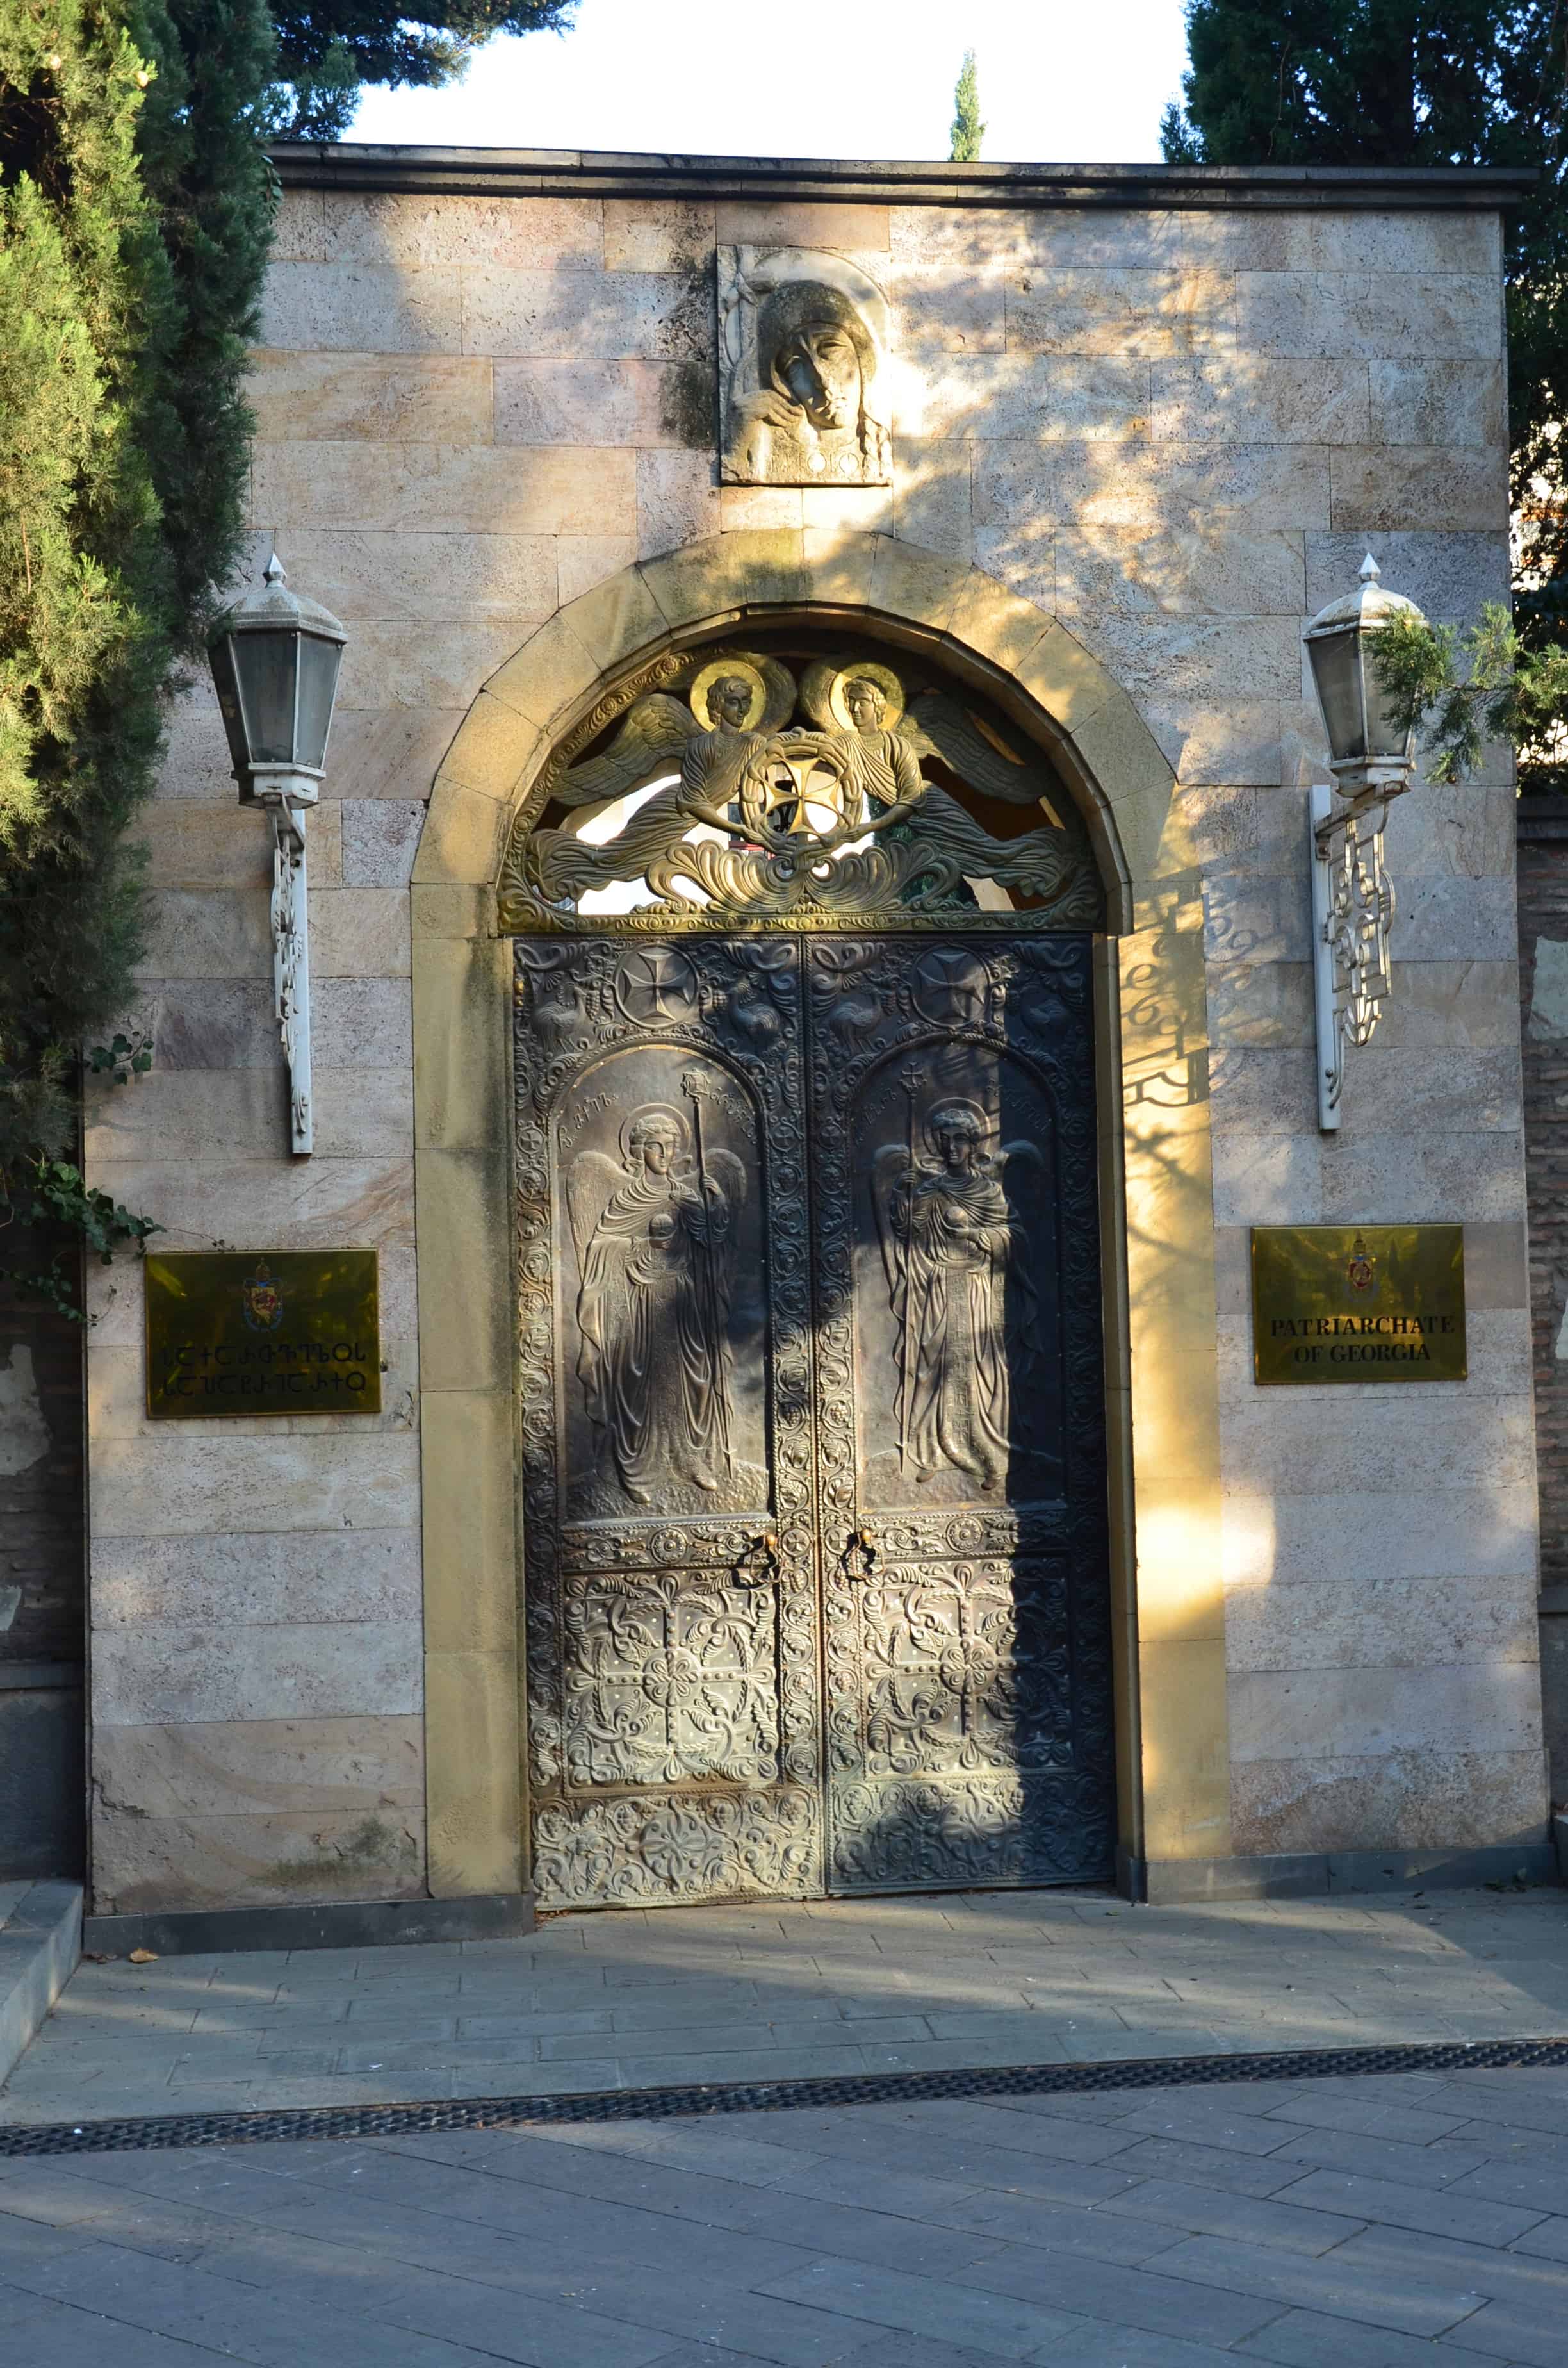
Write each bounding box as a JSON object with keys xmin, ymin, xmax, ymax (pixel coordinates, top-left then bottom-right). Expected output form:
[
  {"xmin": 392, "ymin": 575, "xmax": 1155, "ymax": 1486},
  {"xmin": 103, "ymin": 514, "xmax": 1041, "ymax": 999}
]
[
  {"xmin": 1163, "ymin": 0, "xmax": 1568, "ymax": 771},
  {"xmin": 1, "ymin": 1, "xmax": 174, "ymax": 1165},
  {"xmin": 950, "ymin": 47, "xmax": 984, "ymax": 163},
  {"xmin": 1375, "ymin": 604, "xmax": 1568, "ymax": 784},
  {"xmin": 136, "ymin": 0, "xmax": 280, "ymax": 641},
  {"xmin": 266, "ymin": 0, "xmax": 576, "ymax": 138},
  {"xmin": 86, "ymin": 1030, "xmax": 154, "ymax": 1085},
  {"xmin": 1, "ymin": 0, "xmax": 276, "ymax": 1245},
  {"xmin": 0, "ymin": 1155, "xmax": 162, "ymax": 1319}
]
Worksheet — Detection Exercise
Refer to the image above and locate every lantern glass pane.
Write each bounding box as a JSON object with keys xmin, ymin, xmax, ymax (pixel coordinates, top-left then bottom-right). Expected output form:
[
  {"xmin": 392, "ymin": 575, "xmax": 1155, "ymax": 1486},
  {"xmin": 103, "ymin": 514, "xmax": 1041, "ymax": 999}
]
[
  {"xmin": 1308, "ymin": 627, "xmax": 1366, "ymax": 762},
  {"xmin": 208, "ymin": 635, "xmax": 252, "ymax": 780},
  {"xmin": 295, "ymin": 633, "xmax": 343, "ymax": 772},
  {"xmin": 234, "ymin": 630, "xmax": 299, "ymax": 764},
  {"xmin": 1365, "ymin": 638, "xmax": 1414, "ymax": 761}
]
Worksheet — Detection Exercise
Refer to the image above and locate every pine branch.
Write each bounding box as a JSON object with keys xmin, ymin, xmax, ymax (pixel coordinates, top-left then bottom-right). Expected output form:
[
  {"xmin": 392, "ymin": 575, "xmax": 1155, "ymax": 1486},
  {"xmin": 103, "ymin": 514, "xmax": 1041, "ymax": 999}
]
[{"xmin": 1374, "ymin": 604, "xmax": 1568, "ymax": 787}]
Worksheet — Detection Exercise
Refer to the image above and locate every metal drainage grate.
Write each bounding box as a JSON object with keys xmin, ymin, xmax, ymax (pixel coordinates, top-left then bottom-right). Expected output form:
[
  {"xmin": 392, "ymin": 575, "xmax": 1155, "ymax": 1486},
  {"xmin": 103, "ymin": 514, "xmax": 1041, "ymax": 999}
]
[{"xmin": 3, "ymin": 2034, "xmax": 1567, "ymax": 2158}]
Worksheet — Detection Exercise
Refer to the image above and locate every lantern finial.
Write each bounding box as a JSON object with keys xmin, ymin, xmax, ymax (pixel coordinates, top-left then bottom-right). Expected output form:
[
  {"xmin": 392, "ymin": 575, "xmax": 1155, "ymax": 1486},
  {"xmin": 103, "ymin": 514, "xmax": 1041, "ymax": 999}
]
[
  {"xmin": 1359, "ymin": 551, "xmax": 1380, "ymax": 585},
  {"xmin": 264, "ymin": 550, "xmax": 287, "ymax": 587}
]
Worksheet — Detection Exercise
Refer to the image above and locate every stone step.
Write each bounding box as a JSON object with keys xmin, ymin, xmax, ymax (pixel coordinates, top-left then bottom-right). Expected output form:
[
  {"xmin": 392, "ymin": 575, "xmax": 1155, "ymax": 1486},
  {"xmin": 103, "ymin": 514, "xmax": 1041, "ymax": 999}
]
[{"xmin": 0, "ymin": 1880, "xmax": 81, "ymax": 2087}]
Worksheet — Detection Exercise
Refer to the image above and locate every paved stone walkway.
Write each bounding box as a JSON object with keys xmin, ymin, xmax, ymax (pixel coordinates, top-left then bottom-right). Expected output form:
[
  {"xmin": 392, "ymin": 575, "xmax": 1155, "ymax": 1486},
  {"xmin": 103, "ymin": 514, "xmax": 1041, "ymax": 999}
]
[
  {"xmin": 4, "ymin": 1885, "xmax": 1568, "ymax": 2125},
  {"xmin": 4, "ymin": 2061, "xmax": 1568, "ymax": 2364}
]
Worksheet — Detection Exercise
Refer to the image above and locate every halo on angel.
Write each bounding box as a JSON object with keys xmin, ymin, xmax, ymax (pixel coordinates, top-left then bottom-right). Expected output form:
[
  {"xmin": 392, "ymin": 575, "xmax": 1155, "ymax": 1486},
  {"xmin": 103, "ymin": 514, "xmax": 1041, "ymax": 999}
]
[
  {"xmin": 617, "ymin": 1101, "xmax": 691, "ymax": 1167},
  {"xmin": 687, "ymin": 652, "xmax": 795, "ymax": 736},
  {"xmin": 922, "ymin": 1096, "xmax": 992, "ymax": 1156},
  {"xmin": 799, "ymin": 657, "xmax": 906, "ymax": 735}
]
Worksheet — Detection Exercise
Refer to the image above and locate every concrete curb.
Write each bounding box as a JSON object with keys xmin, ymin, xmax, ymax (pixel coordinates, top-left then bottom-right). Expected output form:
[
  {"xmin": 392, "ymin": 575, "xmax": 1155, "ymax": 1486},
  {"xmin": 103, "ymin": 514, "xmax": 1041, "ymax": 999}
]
[
  {"xmin": 82, "ymin": 1889, "xmax": 534, "ymax": 1960},
  {"xmin": 0, "ymin": 1882, "xmax": 81, "ymax": 2087},
  {"xmin": 1124, "ymin": 1840, "xmax": 1562, "ymax": 1903}
]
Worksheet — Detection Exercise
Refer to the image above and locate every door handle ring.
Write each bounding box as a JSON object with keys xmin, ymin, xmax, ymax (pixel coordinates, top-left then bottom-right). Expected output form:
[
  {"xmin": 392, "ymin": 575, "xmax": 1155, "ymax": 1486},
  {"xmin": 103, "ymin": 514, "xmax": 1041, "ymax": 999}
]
[
  {"xmin": 732, "ymin": 1530, "xmax": 780, "ymax": 1588},
  {"xmin": 841, "ymin": 1524, "xmax": 878, "ymax": 1583}
]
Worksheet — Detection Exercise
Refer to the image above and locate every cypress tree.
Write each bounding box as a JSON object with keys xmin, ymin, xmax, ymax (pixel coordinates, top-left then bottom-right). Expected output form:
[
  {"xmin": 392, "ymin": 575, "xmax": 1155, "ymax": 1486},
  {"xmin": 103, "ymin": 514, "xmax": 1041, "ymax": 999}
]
[
  {"xmin": 0, "ymin": 0, "xmax": 276, "ymax": 1242},
  {"xmin": 1, "ymin": 0, "xmax": 580, "ymax": 1229},
  {"xmin": 951, "ymin": 49, "xmax": 984, "ymax": 163}
]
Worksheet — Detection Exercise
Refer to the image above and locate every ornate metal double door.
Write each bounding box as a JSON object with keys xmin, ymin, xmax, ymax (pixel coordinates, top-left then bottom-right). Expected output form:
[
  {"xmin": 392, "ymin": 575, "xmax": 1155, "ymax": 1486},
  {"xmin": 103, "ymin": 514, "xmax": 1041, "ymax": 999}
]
[{"xmin": 516, "ymin": 932, "xmax": 1115, "ymax": 1909}]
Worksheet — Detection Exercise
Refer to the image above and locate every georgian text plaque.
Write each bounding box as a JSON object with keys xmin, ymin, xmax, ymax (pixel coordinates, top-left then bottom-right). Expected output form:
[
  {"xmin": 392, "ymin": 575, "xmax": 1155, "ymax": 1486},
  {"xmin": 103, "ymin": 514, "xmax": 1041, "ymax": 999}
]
[
  {"xmin": 145, "ymin": 1251, "xmax": 381, "ymax": 1419},
  {"xmin": 1250, "ymin": 1225, "xmax": 1465, "ymax": 1386}
]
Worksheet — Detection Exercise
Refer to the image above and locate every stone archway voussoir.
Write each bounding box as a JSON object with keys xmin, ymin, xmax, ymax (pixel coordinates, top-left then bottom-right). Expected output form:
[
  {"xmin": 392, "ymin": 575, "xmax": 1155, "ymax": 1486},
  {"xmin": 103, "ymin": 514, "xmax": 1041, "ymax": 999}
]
[{"xmin": 417, "ymin": 531, "xmax": 1174, "ymax": 905}]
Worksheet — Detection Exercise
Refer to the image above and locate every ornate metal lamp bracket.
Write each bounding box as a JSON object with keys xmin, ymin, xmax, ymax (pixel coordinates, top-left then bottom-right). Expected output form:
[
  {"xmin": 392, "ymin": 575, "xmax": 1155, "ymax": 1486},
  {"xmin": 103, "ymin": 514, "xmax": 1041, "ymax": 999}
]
[
  {"xmin": 207, "ymin": 552, "xmax": 344, "ymax": 1160},
  {"xmin": 269, "ymin": 805, "xmax": 313, "ymax": 1156},
  {"xmin": 1301, "ymin": 554, "xmax": 1427, "ymax": 1136},
  {"xmin": 1309, "ymin": 777, "xmax": 1402, "ymax": 1134}
]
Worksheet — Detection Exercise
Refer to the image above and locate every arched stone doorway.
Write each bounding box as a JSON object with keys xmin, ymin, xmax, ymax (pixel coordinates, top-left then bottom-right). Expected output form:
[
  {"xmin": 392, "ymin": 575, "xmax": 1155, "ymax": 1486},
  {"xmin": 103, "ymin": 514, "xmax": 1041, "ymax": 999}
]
[{"xmin": 409, "ymin": 533, "xmax": 1226, "ymax": 1911}]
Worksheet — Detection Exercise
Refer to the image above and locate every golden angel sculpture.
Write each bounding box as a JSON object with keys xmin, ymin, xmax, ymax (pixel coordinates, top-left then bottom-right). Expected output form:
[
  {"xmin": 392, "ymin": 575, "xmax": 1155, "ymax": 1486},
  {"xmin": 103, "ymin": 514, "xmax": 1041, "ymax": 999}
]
[{"xmin": 503, "ymin": 646, "xmax": 1102, "ymax": 929}]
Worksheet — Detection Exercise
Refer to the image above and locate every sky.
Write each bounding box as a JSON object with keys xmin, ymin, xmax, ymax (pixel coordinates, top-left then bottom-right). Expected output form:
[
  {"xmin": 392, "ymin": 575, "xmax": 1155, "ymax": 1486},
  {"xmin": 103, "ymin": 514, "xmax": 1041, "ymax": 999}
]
[{"xmin": 348, "ymin": 0, "xmax": 1193, "ymax": 165}]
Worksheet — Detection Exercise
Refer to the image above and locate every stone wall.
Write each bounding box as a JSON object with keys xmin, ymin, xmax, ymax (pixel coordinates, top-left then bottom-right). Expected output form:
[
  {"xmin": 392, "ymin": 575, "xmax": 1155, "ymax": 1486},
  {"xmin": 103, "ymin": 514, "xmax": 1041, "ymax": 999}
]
[
  {"xmin": 79, "ymin": 162, "xmax": 1544, "ymax": 1912},
  {"xmin": 1517, "ymin": 798, "xmax": 1568, "ymax": 1809},
  {"xmin": 0, "ymin": 1233, "xmax": 85, "ymax": 1880}
]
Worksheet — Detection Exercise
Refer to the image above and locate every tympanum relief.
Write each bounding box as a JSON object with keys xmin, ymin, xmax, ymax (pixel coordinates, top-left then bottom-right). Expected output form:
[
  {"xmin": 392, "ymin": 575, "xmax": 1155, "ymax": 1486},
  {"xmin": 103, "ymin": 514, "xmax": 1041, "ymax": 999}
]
[
  {"xmin": 719, "ymin": 245, "xmax": 891, "ymax": 486},
  {"xmin": 498, "ymin": 644, "xmax": 1101, "ymax": 933}
]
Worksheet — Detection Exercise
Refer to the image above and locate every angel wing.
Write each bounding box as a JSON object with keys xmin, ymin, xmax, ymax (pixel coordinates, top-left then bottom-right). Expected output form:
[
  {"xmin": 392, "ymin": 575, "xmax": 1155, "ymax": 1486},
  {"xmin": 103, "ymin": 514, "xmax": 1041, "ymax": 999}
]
[
  {"xmin": 902, "ymin": 692, "xmax": 1059, "ymax": 809},
  {"xmin": 993, "ymin": 1139, "xmax": 1047, "ymax": 1202},
  {"xmin": 564, "ymin": 1148, "xmax": 625, "ymax": 1274},
  {"xmin": 703, "ymin": 1146, "xmax": 749, "ymax": 1221},
  {"xmin": 992, "ymin": 1140, "xmax": 1048, "ymax": 1356},
  {"xmin": 872, "ymin": 1138, "xmax": 915, "ymax": 1299},
  {"xmin": 529, "ymin": 782, "xmax": 691, "ymax": 902},
  {"xmin": 698, "ymin": 1146, "xmax": 746, "ymax": 1297},
  {"xmin": 550, "ymin": 693, "xmax": 700, "ymax": 810},
  {"xmin": 905, "ymin": 784, "xmax": 1093, "ymax": 909}
]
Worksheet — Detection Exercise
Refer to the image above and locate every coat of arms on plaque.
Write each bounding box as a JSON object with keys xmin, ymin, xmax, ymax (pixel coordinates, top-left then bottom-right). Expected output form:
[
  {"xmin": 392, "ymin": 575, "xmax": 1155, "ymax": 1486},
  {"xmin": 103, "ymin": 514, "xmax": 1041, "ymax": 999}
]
[
  {"xmin": 1344, "ymin": 1233, "xmax": 1376, "ymax": 1296},
  {"xmin": 241, "ymin": 1261, "xmax": 285, "ymax": 1331}
]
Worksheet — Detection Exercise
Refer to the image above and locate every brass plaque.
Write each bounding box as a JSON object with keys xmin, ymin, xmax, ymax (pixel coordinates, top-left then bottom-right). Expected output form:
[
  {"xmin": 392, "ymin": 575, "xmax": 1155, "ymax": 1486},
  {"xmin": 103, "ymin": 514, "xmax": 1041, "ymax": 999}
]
[
  {"xmin": 1251, "ymin": 1225, "xmax": 1465, "ymax": 1386},
  {"xmin": 145, "ymin": 1251, "xmax": 381, "ymax": 1419}
]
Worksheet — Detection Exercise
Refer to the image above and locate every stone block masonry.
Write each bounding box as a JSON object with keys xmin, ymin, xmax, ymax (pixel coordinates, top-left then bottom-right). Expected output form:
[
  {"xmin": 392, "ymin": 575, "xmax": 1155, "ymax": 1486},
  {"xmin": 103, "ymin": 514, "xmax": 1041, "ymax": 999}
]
[
  {"xmin": 1516, "ymin": 795, "xmax": 1568, "ymax": 1807},
  {"xmin": 74, "ymin": 147, "xmax": 1546, "ymax": 1922}
]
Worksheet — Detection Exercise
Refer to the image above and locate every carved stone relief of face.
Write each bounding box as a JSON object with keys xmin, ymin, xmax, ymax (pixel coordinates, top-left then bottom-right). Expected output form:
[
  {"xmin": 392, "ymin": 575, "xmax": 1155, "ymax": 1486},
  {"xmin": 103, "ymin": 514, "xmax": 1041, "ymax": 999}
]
[
  {"xmin": 772, "ymin": 324, "xmax": 862, "ymax": 431},
  {"xmin": 719, "ymin": 248, "xmax": 891, "ymax": 488}
]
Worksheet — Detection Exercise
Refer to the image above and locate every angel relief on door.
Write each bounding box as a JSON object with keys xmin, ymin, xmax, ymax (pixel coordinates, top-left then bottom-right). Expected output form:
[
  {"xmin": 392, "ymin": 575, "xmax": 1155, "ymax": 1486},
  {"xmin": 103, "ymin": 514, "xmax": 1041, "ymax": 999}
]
[
  {"xmin": 871, "ymin": 1094, "xmax": 1045, "ymax": 1500},
  {"xmin": 855, "ymin": 1051, "xmax": 1063, "ymax": 1511},
  {"xmin": 556, "ymin": 1050, "xmax": 768, "ymax": 1523}
]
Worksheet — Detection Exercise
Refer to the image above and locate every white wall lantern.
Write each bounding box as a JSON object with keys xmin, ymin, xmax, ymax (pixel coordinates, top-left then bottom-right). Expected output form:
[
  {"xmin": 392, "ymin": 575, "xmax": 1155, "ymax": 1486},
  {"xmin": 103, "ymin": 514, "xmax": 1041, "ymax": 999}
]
[
  {"xmin": 1303, "ymin": 554, "xmax": 1428, "ymax": 1131},
  {"xmin": 208, "ymin": 554, "xmax": 347, "ymax": 1156}
]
